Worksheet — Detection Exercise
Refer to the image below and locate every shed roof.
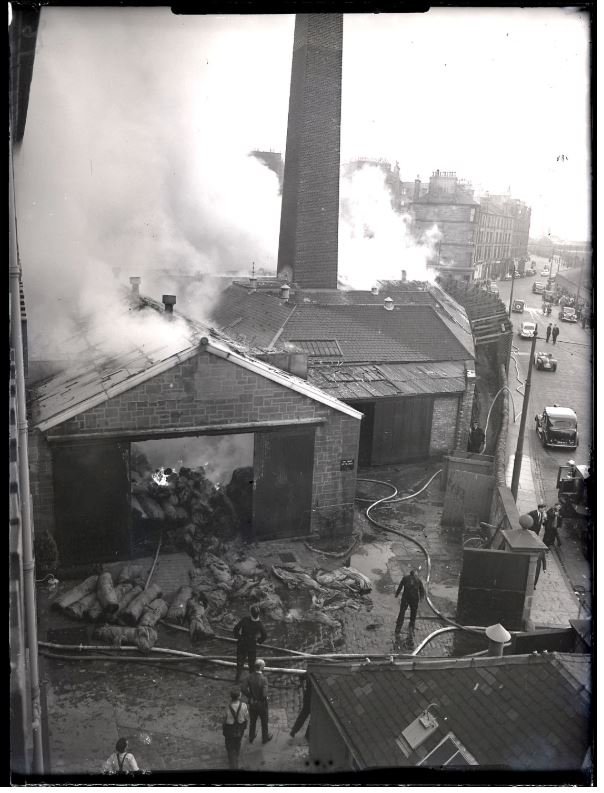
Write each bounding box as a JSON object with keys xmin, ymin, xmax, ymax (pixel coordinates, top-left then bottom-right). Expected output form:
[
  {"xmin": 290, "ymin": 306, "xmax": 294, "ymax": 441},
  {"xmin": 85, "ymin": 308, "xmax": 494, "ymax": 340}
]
[
  {"xmin": 307, "ymin": 361, "xmax": 465, "ymax": 401},
  {"xmin": 29, "ymin": 295, "xmax": 362, "ymax": 432},
  {"xmin": 308, "ymin": 653, "xmax": 591, "ymax": 770}
]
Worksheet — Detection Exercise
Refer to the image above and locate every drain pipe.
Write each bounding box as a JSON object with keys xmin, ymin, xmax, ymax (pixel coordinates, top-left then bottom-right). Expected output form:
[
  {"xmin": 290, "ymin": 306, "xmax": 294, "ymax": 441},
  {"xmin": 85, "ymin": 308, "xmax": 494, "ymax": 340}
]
[{"xmin": 9, "ymin": 144, "xmax": 44, "ymax": 774}]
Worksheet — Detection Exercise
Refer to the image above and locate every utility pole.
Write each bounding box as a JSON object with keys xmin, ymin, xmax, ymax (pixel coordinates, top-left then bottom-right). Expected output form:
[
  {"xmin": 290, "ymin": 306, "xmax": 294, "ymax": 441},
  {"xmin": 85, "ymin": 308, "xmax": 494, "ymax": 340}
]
[
  {"xmin": 511, "ymin": 329, "xmax": 539, "ymax": 501},
  {"xmin": 508, "ymin": 267, "xmax": 516, "ymax": 317}
]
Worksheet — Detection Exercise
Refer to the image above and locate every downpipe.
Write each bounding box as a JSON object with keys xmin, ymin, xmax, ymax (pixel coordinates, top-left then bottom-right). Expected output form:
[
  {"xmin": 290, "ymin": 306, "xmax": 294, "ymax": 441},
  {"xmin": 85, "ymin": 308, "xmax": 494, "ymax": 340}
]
[{"xmin": 9, "ymin": 144, "xmax": 44, "ymax": 774}]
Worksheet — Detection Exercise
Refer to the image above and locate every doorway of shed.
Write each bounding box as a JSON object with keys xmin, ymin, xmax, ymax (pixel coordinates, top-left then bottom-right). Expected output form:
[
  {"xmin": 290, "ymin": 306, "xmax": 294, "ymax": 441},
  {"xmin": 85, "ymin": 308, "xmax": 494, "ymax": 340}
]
[{"xmin": 130, "ymin": 434, "xmax": 254, "ymax": 554}]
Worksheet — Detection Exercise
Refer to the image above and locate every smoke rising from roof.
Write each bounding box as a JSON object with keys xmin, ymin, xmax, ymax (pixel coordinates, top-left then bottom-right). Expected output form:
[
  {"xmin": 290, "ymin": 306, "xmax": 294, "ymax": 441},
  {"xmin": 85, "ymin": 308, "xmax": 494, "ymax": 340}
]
[
  {"xmin": 13, "ymin": 9, "xmax": 287, "ymax": 360},
  {"xmin": 338, "ymin": 165, "xmax": 440, "ymax": 289}
]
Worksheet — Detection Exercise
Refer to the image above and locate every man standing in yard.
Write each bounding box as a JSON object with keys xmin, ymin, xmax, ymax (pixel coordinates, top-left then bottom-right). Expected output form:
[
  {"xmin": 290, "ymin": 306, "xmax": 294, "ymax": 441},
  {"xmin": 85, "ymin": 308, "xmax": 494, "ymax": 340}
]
[
  {"xmin": 222, "ymin": 687, "xmax": 249, "ymax": 770},
  {"xmin": 234, "ymin": 605, "xmax": 267, "ymax": 682},
  {"xmin": 394, "ymin": 569, "xmax": 425, "ymax": 635},
  {"xmin": 243, "ymin": 659, "xmax": 273, "ymax": 745}
]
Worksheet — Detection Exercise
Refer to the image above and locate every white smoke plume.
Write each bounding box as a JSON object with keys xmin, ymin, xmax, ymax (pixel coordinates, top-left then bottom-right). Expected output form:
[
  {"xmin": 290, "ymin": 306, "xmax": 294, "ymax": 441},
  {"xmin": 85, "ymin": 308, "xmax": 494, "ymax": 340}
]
[
  {"xmin": 13, "ymin": 9, "xmax": 286, "ymax": 361},
  {"xmin": 338, "ymin": 165, "xmax": 441, "ymax": 289}
]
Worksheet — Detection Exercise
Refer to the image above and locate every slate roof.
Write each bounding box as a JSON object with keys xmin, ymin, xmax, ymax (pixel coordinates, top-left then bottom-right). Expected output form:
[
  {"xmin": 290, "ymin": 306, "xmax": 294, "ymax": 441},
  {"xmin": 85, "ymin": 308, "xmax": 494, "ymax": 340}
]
[
  {"xmin": 211, "ymin": 281, "xmax": 475, "ymax": 362},
  {"xmin": 280, "ymin": 304, "xmax": 472, "ymax": 364},
  {"xmin": 29, "ymin": 293, "xmax": 361, "ymax": 431},
  {"xmin": 308, "ymin": 653, "xmax": 591, "ymax": 770},
  {"xmin": 308, "ymin": 361, "xmax": 465, "ymax": 401}
]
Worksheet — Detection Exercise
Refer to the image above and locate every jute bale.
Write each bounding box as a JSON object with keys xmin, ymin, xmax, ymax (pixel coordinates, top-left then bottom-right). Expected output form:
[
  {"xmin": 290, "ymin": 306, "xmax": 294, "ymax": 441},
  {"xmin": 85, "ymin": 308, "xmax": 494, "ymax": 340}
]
[
  {"xmin": 114, "ymin": 585, "xmax": 143, "ymax": 623},
  {"xmin": 122, "ymin": 583, "xmax": 162, "ymax": 626},
  {"xmin": 63, "ymin": 591, "xmax": 98, "ymax": 620},
  {"xmin": 139, "ymin": 598, "xmax": 168, "ymax": 628},
  {"xmin": 105, "ymin": 583, "xmax": 134, "ymax": 623},
  {"xmin": 86, "ymin": 597, "xmax": 104, "ymax": 622},
  {"xmin": 118, "ymin": 564, "xmax": 145, "ymax": 585},
  {"xmin": 97, "ymin": 572, "xmax": 119, "ymax": 614},
  {"xmin": 188, "ymin": 601, "xmax": 215, "ymax": 642},
  {"xmin": 166, "ymin": 585, "xmax": 193, "ymax": 624},
  {"xmin": 94, "ymin": 624, "xmax": 158, "ymax": 652},
  {"xmin": 53, "ymin": 575, "xmax": 98, "ymax": 611}
]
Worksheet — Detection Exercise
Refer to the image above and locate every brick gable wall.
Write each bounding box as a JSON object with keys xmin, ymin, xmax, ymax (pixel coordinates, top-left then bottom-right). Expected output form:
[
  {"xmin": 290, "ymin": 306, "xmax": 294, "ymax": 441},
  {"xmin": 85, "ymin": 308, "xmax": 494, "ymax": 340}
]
[{"xmin": 28, "ymin": 351, "xmax": 360, "ymax": 544}]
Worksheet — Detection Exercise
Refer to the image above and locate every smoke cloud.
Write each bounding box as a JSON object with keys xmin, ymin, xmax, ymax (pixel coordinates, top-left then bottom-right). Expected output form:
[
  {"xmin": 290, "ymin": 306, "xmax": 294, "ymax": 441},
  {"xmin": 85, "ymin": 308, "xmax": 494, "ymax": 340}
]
[
  {"xmin": 338, "ymin": 165, "xmax": 441, "ymax": 289},
  {"xmin": 13, "ymin": 9, "xmax": 288, "ymax": 360}
]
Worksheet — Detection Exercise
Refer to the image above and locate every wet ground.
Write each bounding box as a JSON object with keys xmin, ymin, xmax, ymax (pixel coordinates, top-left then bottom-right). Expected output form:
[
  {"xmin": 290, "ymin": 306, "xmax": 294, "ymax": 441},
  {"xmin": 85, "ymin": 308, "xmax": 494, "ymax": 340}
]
[{"xmin": 38, "ymin": 459, "xmax": 487, "ymax": 777}]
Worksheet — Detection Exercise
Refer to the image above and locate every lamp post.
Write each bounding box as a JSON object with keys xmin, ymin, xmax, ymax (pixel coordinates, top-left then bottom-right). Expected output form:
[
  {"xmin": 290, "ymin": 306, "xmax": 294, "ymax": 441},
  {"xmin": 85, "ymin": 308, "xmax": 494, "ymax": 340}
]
[
  {"xmin": 508, "ymin": 267, "xmax": 516, "ymax": 318},
  {"xmin": 511, "ymin": 329, "xmax": 539, "ymax": 501}
]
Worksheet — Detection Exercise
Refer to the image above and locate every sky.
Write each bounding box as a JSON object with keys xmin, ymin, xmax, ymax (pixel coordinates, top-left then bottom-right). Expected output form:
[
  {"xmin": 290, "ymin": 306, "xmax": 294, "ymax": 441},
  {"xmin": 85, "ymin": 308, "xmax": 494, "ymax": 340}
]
[{"xmin": 13, "ymin": 7, "xmax": 591, "ymax": 356}]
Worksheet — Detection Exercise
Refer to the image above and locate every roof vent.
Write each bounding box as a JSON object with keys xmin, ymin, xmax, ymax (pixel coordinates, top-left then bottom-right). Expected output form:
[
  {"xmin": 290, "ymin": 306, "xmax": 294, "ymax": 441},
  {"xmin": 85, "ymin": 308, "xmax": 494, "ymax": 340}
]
[
  {"xmin": 485, "ymin": 623, "xmax": 511, "ymax": 656},
  {"xmin": 384, "ymin": 297, "xmax": 394, "ymax": 311},
  {"xmin": 249, "ymin": 276, "xmax": 258, "ymax": 292},
  {"xmin": 371, "ymin": 286, "xmax": 379, "ymax": 296},
  {"xmin": 162, "ymin": 294, "xmax": 176, "ymax": 316},
  {"xmin": 280, "ymin": 283, "xmax": 290, "ymax": 301},
  {"xmin": 129, "ymin": 276, "xmax": 141, "ymax": 297}
]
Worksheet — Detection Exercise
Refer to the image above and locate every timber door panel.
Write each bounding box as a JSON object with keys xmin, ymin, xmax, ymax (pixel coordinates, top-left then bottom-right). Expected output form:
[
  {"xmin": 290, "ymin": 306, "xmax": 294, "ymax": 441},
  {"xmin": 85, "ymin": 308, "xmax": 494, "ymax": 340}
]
[
  {"xmin": 349, "ymin": 401, "xmax": 375, "ymax": 468},
  {"xmin": 442, "ymin": 468, "xmax": 494, "ymax": 526},
  {"xmin": 253, "ymin": 427, "xmax": 315, "ymax": 539},
  {"xmin": 52, "ymin": 442, "xmax": 130, "ymax": 565},
  {"xmin": 372, "ymin": 396, "xmax": 433, "ymax": 465}
]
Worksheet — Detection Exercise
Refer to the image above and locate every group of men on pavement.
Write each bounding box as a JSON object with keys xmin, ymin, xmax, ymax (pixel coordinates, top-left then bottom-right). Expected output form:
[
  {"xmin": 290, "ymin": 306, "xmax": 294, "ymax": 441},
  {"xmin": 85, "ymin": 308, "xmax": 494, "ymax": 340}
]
[
  {"xmin": 527, "ymin": 502, "xmax": 563, "ymax": 550},
  {"xmin": 545, "ymin": 323, "xmax": 560, "ymax": 344}
]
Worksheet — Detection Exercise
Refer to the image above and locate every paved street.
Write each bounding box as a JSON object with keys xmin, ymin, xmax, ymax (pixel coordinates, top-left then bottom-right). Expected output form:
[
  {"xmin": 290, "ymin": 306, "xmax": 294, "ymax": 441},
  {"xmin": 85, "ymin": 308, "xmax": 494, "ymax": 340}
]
[{"xmin": 496, "ymin": 255, "xmax": 592, "ymax": 617}]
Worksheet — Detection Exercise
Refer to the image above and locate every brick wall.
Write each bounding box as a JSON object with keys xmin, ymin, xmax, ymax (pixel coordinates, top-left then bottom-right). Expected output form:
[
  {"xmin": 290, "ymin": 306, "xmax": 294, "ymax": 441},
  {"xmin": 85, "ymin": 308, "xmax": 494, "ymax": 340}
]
[
  {"xmin": 277, "ymin": 14, "xmax": 343, "ymax": 289},
  {"xmin": 28, "ymin": 351, "xmax": 361, "ymax": 540},
  {"xmin": 454, "ymin": 374, "xmax": 475, "ymax": 450},
  {"xmin": 429, "ymin": 395, "xmax": 459, "ymax": 455}
]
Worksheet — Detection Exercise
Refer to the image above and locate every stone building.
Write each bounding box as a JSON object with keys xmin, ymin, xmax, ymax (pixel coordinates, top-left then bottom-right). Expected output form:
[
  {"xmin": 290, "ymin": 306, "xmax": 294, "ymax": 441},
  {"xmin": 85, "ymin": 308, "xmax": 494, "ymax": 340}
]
[
  {"xmin": 409, "ymin": 171, "xmax": 478, "ymax": 281},
  {"xmin": 474, "ymin": 195, "xmax": 531, "ymax": 280}
]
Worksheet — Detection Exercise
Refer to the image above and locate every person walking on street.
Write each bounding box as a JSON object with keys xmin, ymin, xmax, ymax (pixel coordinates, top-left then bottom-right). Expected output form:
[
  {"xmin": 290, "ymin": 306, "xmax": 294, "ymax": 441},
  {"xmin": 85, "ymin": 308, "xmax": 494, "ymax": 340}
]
[
  {"xmin": 289, "ymin": 672, "xmax": 311, "ymax": 741},
  {"xmin": 394, "ymin": 569, "xmax": 425, "ymax": 635},
  {"xmin": 234, "ymin": 605, "xmax": 267, "ymax": 682},
  {"xmin": 527, "ymin": 503, "xmax": 547, "ymax": 536},
  {"xmin": 222, "ymin": 687, "xmax": 249, "ymax": 770},
  {"xmin": 543, "ymin": 503, "xmax": 563, "ymax": 550},
  {"xmin": 545, "ymin": 323, "xmax": 552, "ymax": 343},
  {"xmin": 467, "ymin": 421, "xmax": 486, "ymax": 453},
  {"xmin": 103, "ymin": 737, "xmax": 140, "ymax": 775},
  {"xmin": 552, "ymin": 324, "xmax": 560, "ymax": 344},
  {"xmin": 243, "ymin": 659, "xmax": 273, "ymax": 745}
]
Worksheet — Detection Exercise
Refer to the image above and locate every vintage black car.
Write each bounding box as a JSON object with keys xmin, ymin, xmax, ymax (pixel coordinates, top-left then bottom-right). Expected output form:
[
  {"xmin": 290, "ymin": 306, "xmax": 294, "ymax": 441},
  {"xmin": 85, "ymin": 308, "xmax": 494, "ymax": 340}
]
[
  {"xmin": 535, "ymin": 406, "xmax": 578, "ymax": 449},
  {"xmin": 534, "ymin": 351, "xmax": 557, "ymax": 371},
  {"xmin": 532, "ymin": 281, "xmax": 545, "ymax": 294}
]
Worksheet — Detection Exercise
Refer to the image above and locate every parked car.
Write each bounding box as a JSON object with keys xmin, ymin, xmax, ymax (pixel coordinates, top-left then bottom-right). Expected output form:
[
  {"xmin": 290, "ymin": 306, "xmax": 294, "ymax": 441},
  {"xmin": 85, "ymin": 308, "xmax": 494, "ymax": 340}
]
[
  {"xmin": 559, "ymin": 306, "xmax": 577, "ymax": 322},
  {"xmin": 526, "ymin": 267, "xmax": 537, "ymax": 276},
  {"xmin": 534, "ymin": 351, "xmax": 557, "ymax": 371},
  {"xmin": 518, "ymin": 320, "xmax": 537, "ymax": 338},
  {"xmin": 512, "ymin": 299, "xmax": 525, "ymax": 313},
  {"xmin": 535, "ymin": 406, "xmax": 578, "ymax": 449},
  {"xmin": 500, "ymin": 272, "xmax": 512, "ymax": 281},
  {"xmin": 540, "ymin": 268, "xmax": 551, "ymax": 277},
  {"xmin": 532, "ymin": 281, "xmax": 545, "ymax": 294}
]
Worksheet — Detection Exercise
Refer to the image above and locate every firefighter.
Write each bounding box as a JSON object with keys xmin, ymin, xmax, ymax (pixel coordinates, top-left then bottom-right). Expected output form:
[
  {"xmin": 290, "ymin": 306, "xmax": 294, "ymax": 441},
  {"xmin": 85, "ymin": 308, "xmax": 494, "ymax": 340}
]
[{"xmin": 394, "ymin": 569, "xmax": 425, "ymax": 635}]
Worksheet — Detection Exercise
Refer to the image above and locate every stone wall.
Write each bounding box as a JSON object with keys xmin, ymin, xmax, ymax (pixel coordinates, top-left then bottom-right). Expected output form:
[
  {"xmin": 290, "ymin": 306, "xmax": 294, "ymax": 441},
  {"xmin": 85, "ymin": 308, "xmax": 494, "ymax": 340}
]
[{"xmin": 429, "ymin": 395, "xmax": 459, "ymax": 454}]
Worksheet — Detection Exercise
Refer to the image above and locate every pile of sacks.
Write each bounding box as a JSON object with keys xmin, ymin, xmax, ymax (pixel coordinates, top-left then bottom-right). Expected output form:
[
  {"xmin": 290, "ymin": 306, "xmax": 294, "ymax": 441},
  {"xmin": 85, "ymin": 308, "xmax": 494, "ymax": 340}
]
[{"xmin": 130, "ymin": 448, "xmax": 251, "ymax": 554}]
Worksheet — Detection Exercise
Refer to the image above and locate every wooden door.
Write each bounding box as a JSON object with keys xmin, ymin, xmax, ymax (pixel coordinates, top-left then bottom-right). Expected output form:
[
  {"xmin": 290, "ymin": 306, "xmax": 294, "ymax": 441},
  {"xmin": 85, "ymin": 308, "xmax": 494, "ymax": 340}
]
[
  {"xmin": 52, "ymin": 442, "xmax": 131, "ymax": 565},
  {"xmin": 372, "ymin": 396, "xmax": 433, "ymax": 465},
  {"xmin": 252, "ymin": 427, "xmax": 315, "ymax": 539}
]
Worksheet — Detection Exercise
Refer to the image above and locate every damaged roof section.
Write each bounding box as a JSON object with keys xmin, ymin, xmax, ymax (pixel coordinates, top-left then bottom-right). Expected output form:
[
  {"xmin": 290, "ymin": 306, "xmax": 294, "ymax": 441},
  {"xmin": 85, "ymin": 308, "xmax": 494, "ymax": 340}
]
[
  {"xmin": 309, "ymin": 652, "xmax": 591, "ymax": 770},
  {"xmin": 29, "ymin": 290, "xmax": 362, "ymax": 432},
  {"xmin": 307, "ymin": 361, "xmax": 466, "ymax": 401}
]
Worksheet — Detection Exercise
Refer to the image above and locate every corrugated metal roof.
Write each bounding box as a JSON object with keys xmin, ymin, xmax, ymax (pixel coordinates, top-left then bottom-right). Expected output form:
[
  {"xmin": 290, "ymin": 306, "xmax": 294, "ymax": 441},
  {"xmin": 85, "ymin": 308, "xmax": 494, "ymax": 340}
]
[{"xmin": 308, "ymin": 361, "xmax": 465, "ymax": 400}]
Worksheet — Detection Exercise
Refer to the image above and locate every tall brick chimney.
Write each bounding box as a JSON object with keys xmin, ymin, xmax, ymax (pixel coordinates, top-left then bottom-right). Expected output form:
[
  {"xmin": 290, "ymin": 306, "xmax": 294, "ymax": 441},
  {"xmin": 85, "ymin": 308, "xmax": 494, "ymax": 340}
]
[{"xmin": 277, "ymin": 14, "xmax": 343, "ymax": 289}]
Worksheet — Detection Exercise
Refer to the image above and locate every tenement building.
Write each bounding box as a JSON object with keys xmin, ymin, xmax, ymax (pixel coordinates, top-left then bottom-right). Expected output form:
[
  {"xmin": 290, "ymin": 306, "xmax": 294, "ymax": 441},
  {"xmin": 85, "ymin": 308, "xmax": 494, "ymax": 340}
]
[{"xmin": 474, "ymin": 194, "xmax": 531, "ymax": 281}]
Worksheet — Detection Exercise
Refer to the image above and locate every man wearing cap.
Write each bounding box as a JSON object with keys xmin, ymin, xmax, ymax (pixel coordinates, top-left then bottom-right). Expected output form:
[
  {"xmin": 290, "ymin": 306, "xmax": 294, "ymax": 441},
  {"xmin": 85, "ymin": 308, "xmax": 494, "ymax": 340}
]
[
  {"xmin": 234, "ymin": 605, "xmax": 267, "ymax": 682},
  {"xmin": 394, "ymin": 569, "xmax": 425, "ymax": 635},
  {"xmin": 243, "ymin": 659, "xmax": 273, "ymax": 745},
  {"xmin": 527, "ymin": 503, "xmax": 547, "ymax": 537},
  {"xmin": 543, "ymin": 503, "xmax": 563, "ymax": 550}
]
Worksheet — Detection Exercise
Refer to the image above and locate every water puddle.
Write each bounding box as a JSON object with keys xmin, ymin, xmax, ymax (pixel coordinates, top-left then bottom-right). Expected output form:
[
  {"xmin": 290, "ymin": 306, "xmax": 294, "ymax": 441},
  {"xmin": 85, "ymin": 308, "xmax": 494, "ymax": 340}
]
[{"xmin": 349, "ymin": 540, "xmax": 394, "ymax": 578}]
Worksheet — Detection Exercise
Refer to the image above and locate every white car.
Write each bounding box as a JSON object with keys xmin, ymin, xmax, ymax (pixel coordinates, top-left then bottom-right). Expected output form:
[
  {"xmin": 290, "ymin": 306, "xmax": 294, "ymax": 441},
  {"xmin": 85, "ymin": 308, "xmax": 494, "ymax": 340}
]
[
  {"xmin": 540, "ymin": 268, "xmax": 551, "ymax": 277},
  {"xmin": 518, "ymin": 321, "xmax": 537, "ymax": 339}
]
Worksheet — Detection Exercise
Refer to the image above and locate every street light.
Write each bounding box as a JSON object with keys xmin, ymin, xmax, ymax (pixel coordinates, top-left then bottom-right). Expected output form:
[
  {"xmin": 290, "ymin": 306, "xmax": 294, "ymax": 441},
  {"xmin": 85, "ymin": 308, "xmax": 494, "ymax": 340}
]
[
  {"xmin": 507, "ymin": 267, "xmax": 516, "ymax": 318},
  {"xmin": 511, "ymin": 328, "xmax": 539, "ymax": 501}
]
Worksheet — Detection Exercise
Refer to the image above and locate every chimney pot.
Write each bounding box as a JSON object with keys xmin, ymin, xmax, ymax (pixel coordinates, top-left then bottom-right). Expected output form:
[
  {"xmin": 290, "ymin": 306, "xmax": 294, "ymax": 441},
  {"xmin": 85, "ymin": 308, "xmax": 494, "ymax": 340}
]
[
  {"xmin": 401, "ymin": 270, "xmax": 407, "ymax": 283},
  {"xmin": 162, "ymin": 294, "xmax": 176, "ymax": 315},
  {"xmin": 371, "ymin": 286, "xmax": 379, "ymax": 296},
  {"xmin": 384, "ymin": 297, "xmax": 394, "ymax": 311},
  {"xmin": 280, "ymin": 283, "xmax": 291, "ymax": 301},
  {"xmin": 485, "ymin": 623, "xmax": 511, "ymax": 656},
  {"xmin": 130, "ymin": 277, "xmax": 141, "ymax": 297},
  {"xmin": 249, "ymin": 276, "xmax": 258, "ymax": 292}
]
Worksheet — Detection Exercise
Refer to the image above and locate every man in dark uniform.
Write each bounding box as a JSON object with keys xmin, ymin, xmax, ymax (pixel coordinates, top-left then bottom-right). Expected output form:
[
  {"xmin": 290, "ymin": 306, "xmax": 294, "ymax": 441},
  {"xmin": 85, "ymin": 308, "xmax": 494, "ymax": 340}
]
[
  {"xmin": 394, "ymin": 569, "xmax": 425, "ymax": 635},
  {"xmin": 527, "ymin": 503, "xmax": 547, "ymax": 536},
  {"xmin": 234, "ymin": 605, "xmax": 267, "ymax": 682},
  {"xmin": 543, "ymin": 503, "xmax": 563, "ymax": 550},
  {"xmin": 243, "ymin": 659, "xmax": 272, "ymax": 744},
  {"xmin": 467, "ymin": 421, "xmax": 486, "ymax": 453}
]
